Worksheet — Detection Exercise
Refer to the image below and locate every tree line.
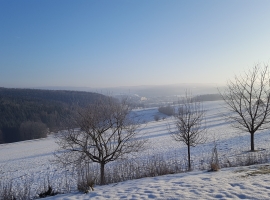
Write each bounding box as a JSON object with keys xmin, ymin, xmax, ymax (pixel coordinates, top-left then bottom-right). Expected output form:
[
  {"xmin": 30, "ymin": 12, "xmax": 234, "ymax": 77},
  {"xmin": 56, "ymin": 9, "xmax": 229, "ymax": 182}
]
[{"xmin": 0, "ymin": 88, "xmax": 105, "ymax": 143}]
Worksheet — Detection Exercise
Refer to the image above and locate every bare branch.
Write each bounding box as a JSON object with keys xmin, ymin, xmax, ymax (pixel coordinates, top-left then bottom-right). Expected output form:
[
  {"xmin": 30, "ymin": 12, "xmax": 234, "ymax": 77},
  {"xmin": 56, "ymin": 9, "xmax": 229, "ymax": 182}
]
[
  {"xmin": 220, "ymin": 64, "xmax": 270, "ymax": 151},
  {"xmin": 168, "ymin": 91, "xmax": 207, "ymax": 170},
  {"xmin": 55, "ymin": 96, "xmax": 146, "ymax": 185}
]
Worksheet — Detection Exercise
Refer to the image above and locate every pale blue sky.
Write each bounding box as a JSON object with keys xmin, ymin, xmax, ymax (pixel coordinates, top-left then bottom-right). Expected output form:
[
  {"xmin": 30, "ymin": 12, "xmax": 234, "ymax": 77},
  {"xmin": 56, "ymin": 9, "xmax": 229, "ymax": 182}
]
[{"xmin": 1, "ymin": 0, "xmax": 270, "ymax": 88}]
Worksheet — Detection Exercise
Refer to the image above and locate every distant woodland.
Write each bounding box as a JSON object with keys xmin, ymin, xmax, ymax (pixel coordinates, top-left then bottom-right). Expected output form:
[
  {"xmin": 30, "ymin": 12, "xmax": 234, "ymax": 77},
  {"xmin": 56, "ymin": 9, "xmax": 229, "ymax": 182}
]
[
  {"xmin": 194, "ymin": 94, "xmax": 222, "ymax": 102},
  {"xmin": 0, "ymin": 88, "xmax": 104, "ymax": 144}
]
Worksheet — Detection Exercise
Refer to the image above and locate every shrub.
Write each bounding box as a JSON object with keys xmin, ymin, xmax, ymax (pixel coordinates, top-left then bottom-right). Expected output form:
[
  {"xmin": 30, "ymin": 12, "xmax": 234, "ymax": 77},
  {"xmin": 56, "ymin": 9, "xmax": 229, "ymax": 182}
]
[
  {"xmin": 0, "ymin": 181, "xmax": 15, "ymax": 200},
  {"xmin": 158, "ymin": 106, "xmax": 174, "ymax": 116},
  {"xmin": 77, "ymin": 164, "xmax": 95, "ymax": 193},
  {"xmin": 0, "ymin": 177, "xmax": 32, "ymax": 200},
  {"xmin": 38, "ymin": 185, "xmax": 58, "ymax": 198},
  {"xmin": 154, "ymin": 115, "xmax": 160, "ymax": 121},
  {"xmin": 209, "ymin": 144, "xmax": 220, "ymax": 171},
  {"xmin": 219, "ymin": 150, "xmax": 270, "ymax": 168}
]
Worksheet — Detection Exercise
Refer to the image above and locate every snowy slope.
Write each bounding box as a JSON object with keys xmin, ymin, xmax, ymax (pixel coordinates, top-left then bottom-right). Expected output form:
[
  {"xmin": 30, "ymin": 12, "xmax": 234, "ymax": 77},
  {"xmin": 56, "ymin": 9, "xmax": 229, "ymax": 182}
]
[
  {"xmin": 1, "ymin": 100, "xmax": 270, "ymax": 199},
  {"xmin": 45, "ymin": 164, "xmax": 270, "ymax": 200}
]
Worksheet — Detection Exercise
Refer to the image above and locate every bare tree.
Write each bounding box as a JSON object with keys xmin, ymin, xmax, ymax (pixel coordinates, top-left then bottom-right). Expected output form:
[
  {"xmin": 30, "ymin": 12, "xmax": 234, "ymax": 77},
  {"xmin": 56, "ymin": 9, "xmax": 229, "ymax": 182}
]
[
  {"xmin": 168, "ymin": 93, "xmax": 206, "ymax": 171},
  {"xmin": 220, "ymin": 65, "xmax": 270, "ymax": 151},
  {"xmin": 55, "ymin": 97, "xmax": 145, "ymax": 185}
]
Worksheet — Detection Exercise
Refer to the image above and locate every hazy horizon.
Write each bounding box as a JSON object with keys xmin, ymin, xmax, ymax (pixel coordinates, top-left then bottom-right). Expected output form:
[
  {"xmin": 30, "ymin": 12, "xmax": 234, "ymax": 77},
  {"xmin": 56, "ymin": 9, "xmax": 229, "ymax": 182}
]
[
  {"xmin": 1, "ymin": 1, "xmax": 270, "ymax": 88},
  {"xmin": 0, "ymin": 82, "xmax": 224, "ymax": 98}
]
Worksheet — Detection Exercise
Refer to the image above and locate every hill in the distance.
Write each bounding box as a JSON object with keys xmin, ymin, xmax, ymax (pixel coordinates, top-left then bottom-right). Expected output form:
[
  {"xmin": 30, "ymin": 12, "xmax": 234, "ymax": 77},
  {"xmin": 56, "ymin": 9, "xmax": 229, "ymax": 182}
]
[
  {"xmin": 34, "ymin": 83, "xmax": 225, "ymax": 98},
  {"xmin": 0, "ymin": 87, "xmax": 105, "ymax": 144}
]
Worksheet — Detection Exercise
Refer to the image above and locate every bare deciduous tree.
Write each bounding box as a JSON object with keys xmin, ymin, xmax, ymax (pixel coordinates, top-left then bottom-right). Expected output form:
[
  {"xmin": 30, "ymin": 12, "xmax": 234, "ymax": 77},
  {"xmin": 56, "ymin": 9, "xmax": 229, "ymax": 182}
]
[
  {"xmin": 220, "ymin": 64, "xmax": 270, "ymax": 151},
  {"xmin": 168, "ymin": 93, "xmax": 206, "ymax": 171},
  {"xmin": 55, "ymin": 97, "xmax": 145, "ymax": 185}
]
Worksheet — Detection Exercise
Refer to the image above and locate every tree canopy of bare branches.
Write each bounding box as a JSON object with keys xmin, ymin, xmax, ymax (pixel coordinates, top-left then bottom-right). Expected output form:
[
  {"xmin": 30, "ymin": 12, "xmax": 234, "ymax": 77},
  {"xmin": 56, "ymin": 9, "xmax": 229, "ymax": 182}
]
[
  {"xmin": 55, "ymin": 97, "xmax": 145, "ymax": 185},
  {"xmin": 168, "ymin": 93, "xmax": 206, "ymax": 170},
  {"xmin": 220, "ymin": 64, "xmax": 270, "ymax": 151}
]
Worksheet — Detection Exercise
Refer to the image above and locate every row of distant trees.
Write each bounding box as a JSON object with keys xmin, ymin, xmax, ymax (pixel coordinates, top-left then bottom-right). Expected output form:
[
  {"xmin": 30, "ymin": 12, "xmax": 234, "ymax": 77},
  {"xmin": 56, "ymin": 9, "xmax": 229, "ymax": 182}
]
[
  {"xmin": 20, "ymin": 121, "xmax": 48, "ymax": 140},
  {"xmin": 0, "ymin": 121, "xmax": 48, "ymax": 143},
  {"xmin": 0, "ymin": 100, "xmax": 70, "ymax": 143}
]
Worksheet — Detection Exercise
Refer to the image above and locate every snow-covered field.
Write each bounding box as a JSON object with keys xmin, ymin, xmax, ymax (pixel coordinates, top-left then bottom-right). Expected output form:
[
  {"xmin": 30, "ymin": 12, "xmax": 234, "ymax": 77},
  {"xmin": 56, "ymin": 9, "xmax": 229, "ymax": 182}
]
[
  {"xmin": 45, "ymin": 164, "xmax": 270, "ymax": 200},
  {"xmin": 1, "ymin": 100, "xmax": 270, "ymax": 199}
]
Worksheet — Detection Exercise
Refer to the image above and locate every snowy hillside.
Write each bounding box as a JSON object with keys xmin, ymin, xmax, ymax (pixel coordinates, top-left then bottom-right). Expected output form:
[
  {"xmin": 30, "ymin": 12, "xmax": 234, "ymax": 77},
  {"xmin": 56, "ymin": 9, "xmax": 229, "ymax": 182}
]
[{"xmin": 1, "ymin": 100, "xmax": 270, "ymax": 199}]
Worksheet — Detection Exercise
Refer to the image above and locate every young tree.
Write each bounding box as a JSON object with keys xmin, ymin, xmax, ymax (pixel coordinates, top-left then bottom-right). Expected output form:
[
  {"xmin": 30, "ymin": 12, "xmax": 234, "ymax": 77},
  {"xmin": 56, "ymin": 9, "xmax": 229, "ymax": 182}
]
[
  {"xmin": 220, "ymin": 65, "xmax": 270, "ymax": 151},
  {"xmin": 55, "ymin": 97, "xmax": 145, "ymax": 185},
  {"xmin": 168, "ymin": 93, "xmax": 206, "ymax": 171}
]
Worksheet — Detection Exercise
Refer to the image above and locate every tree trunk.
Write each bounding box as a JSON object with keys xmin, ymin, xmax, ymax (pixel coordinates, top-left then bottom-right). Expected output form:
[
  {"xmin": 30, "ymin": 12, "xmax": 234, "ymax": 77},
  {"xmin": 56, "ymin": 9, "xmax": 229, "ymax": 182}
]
[
  {"xmin": 188, "ymin": 145, "xmax": 191, "ymax": 171},
  {"xmin": 100, "ymin": 162, "xmax": 105, "ymax": 185},
  {"xmin": 251, "ymin": 132, "xmax": 255, "ymax": 151}
]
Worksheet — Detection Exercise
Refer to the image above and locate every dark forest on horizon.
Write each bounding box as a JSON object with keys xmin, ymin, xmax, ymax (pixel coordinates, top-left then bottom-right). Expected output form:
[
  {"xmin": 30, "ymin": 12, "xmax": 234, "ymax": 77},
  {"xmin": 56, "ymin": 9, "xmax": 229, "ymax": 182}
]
[{"xmin": 0, "ymin": 88, "xmax": 104, "ymax": 144}]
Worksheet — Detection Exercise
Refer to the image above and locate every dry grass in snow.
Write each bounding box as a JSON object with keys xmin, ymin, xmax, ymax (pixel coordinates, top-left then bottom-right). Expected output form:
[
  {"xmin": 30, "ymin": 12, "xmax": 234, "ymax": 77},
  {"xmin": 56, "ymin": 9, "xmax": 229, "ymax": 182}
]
[{"xmin": 45, "ymin": 164, "xmax": 270, "ymax": 200}]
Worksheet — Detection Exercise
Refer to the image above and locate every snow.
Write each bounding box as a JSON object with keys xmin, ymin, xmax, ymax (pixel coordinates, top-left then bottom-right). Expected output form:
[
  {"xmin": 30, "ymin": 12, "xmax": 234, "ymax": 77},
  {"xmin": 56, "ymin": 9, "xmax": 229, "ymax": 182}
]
[
  {"xmin": 1, "ymin": 100, "xmax": 270, "ymax": 199},
  {"xmin": 45, "ymin": 164, "xmax": 270, "ymax": 200}
]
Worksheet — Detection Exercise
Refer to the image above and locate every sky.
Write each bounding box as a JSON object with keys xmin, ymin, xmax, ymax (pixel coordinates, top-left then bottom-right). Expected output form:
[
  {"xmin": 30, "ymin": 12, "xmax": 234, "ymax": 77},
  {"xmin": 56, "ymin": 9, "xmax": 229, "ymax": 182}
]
[{"xmin": 1, "ymin": 0, "xmax": 270, "ymax": 89}]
